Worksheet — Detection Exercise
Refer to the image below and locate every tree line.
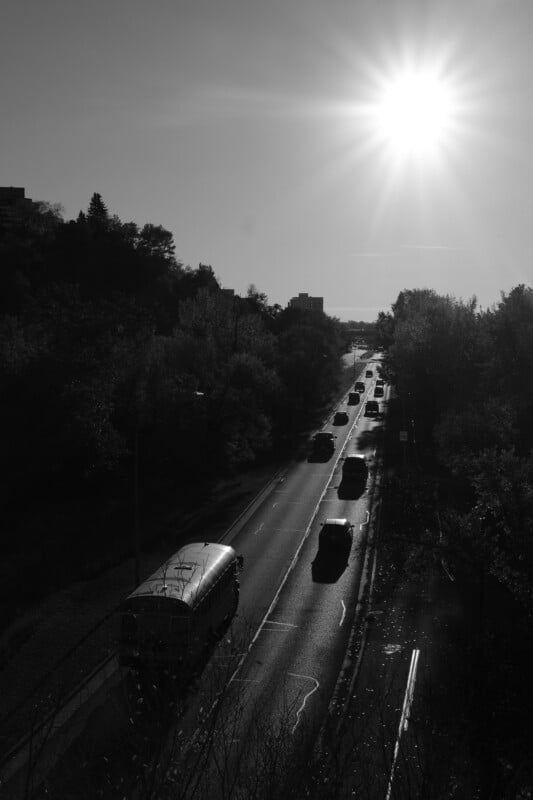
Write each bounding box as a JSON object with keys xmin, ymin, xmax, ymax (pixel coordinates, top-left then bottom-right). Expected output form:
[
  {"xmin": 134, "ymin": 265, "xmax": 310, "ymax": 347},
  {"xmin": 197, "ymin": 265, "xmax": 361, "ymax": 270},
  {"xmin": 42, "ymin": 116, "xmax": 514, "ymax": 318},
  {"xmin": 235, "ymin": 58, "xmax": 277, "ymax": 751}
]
[
  {"xmin": 376, "ymin": 286, "xmax": 533, "ymax": 606},
  {"xmin": 0, "ymin": 193, "xmax": 346, "ymax": 622},
  {"xmin": 376, "ymin": 286, "xmax": 533, "ymax": 795}
]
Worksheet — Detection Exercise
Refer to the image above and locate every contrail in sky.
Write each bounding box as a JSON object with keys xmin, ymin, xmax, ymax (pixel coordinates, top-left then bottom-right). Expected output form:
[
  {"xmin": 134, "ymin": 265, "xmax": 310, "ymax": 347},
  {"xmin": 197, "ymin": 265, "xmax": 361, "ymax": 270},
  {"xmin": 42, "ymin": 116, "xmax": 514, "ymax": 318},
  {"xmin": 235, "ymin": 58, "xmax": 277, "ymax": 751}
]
[
  {"xmin": 350, "ymin": 245, "xmax": 465, "ymax": 257},
  {"xmin": 350, "ymin": 252, "xmax": 387, "ymax": 257},
  {"xmin": 399, "ymin": 244, "xmax": 464, "ymax": 251}
]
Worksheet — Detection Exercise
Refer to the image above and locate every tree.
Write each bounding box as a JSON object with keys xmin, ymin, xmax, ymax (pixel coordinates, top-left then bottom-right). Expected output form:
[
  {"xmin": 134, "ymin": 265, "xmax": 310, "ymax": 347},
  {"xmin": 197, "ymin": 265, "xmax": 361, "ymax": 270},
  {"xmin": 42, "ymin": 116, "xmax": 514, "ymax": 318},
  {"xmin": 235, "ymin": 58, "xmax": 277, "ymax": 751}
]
[
  {"xmin": 138, "ymin": 223, "xmax": 176, "ymax": 265},
  {"xmin": 86, "ymin": 192, "xmax": 109, "ymax": 227},
  {"xmin": 246, "ymin": 283, "xmax": 269, "ymax": 315},
  {"xmin": 375, "ymin": 310, "xmax": 395, "ymax": 349}
]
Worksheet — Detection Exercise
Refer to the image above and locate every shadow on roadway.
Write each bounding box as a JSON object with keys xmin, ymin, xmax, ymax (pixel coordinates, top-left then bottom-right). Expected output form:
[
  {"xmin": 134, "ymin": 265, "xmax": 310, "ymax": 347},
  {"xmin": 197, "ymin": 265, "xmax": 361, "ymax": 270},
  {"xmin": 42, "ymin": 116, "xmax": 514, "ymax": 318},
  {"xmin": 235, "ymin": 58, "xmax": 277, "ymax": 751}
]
[
  {"xmin": 354, "ymin": 426, "xmax": 384, "ymax": 452},
  {"xmin": 337, "ymin": 477, "xmax": 367, "ymax": 501},
  {"xmin": 307, "ymin": 451, "xmax": 334, "ymax": 463},
  {"xmin": 311, "ymin": 548, "xmax": 350, "ymax": 583}
]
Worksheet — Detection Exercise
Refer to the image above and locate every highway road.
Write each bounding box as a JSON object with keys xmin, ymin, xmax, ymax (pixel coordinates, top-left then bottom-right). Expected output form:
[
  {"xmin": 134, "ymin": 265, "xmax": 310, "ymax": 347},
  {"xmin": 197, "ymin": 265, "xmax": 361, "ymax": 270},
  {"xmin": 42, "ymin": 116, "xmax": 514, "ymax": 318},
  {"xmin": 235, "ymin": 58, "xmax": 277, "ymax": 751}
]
[
  {"xmin": 163, "ymin": 346, "xmax": 467, "ymax": 800},
  {"xmin": 2, "ymin": 347, "xmax": 476, "ymax": 800},
  {"xmin": 158, "ymin": 351, "xmax": 389, "ymax": 797},
  {"xmin": 5, "ymin": 349, "xmax": 394, "ymax": 800}
]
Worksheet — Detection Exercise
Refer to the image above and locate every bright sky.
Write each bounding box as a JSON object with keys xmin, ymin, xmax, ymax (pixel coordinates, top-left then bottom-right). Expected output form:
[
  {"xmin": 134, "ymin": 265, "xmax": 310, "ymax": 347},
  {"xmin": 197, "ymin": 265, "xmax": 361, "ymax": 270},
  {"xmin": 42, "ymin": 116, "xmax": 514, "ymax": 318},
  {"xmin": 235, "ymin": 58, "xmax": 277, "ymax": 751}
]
[{"xmin": 2, "ymin": 0, "xmax": 532, "ymax": 320}]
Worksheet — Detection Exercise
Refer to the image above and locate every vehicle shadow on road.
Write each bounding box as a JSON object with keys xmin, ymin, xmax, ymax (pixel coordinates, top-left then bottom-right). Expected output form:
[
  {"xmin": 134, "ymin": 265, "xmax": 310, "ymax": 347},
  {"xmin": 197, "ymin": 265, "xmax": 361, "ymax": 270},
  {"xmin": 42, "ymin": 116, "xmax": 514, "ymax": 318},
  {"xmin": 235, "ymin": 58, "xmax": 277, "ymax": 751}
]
[
  {"xmin": 307, "ymin": 452, "xmax": 334, "ymax": 463},
  {"xmin": 311, "ymin": 551, "xmax": 350, "ymax": 583},
  {"xmin": 336, "ymin": 478, "xmax": 366, "ymax": 501}
]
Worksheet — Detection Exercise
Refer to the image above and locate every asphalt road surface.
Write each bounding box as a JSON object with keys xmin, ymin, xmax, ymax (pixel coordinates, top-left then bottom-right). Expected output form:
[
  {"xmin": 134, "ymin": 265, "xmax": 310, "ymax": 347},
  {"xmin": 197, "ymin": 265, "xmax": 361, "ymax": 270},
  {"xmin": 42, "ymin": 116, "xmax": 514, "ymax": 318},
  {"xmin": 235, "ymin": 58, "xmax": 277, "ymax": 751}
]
[
  {"xmin": 160, "ymin": 353, "xmax": 388, "ymax": 797},
  {"xmin": 7, "ymin": 350, "xmax": 390, "ymax": 800}
]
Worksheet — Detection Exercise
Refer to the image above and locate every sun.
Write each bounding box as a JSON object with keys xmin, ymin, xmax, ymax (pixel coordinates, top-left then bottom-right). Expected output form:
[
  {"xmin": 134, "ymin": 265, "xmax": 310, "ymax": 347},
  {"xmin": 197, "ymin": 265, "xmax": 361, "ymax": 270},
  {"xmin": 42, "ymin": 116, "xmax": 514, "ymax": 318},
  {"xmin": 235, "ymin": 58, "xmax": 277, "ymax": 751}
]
[{"xmin": 370, "ymin": 68, "xmax": 457, "ymax": 158}]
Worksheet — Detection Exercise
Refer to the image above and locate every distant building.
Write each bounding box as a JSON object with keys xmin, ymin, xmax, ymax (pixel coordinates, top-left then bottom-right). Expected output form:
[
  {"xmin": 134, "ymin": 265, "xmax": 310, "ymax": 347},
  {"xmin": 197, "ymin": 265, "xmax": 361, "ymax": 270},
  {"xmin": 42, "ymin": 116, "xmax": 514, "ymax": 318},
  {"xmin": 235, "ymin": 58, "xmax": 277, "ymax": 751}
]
[
  {"xmin": 288, "ymin": 292, "xmax": 324, "ymax": 313},
  {"xmin": 0, "ymin": 186, "xmax": 36, "ymax": 229}
]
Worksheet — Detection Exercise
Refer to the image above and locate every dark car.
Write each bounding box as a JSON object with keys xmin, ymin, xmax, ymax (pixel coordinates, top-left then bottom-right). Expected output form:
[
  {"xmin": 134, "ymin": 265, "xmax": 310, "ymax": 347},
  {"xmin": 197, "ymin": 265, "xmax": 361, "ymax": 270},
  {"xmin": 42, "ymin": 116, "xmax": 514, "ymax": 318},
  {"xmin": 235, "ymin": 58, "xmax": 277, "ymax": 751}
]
[
  {"xmin": 376, "ymin": 379, "xmax": 384, "ymax": 387},
  {"xmin": 374, "ymin": 385, "xmax": 384, "ymax": 397},
  {"xmin": 354, "ymin": 381, "xmax": 365, "ymax": 393},
  {"xmin": 347, "ymin": 392, "xmax": 360, "ymax": 405},
  {"xmin": 318, "ymin": 518, "xmax": 354, "ymax": 552},
  {"xmin": 342, "ymin": 454, "xmax": 368, "ymax": 482},
  {"xmin": 333, "ymin": 411, "xmax": 349, "ymax": 425},
  {"xmin": 365, "ymin": 370, "xmax": 373, "ymax": 378},
  {"xmin": 312, "ymin": 431, "xmax": 335, "ymax": 456},
  {"xmin": 365, "ymin": 400, "xmax": 379, "ymax": 417}
]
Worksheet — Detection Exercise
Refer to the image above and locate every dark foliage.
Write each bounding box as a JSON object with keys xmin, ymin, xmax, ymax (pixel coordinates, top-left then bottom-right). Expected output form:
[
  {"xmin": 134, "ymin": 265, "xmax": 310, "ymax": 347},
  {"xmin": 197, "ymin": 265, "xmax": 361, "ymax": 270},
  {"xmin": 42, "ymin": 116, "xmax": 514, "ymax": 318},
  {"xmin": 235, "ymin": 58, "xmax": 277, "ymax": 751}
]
[
  {"xmin": 380, "ymin": 284, "xmax": 533, "ymax": 795},
  {"xmin": 0, "ymin": 194, "xmax": 345, "ymax": 626}
]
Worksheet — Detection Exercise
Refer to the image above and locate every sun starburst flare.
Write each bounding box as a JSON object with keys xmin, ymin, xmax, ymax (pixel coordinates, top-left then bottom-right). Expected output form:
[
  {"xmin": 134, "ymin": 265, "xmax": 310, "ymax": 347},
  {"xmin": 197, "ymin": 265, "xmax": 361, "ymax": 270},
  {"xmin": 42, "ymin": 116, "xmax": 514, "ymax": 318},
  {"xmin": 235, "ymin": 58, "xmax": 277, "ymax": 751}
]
[{"xmin": 362, "ymin": 65, "xmax": 462, "ymax": 165}]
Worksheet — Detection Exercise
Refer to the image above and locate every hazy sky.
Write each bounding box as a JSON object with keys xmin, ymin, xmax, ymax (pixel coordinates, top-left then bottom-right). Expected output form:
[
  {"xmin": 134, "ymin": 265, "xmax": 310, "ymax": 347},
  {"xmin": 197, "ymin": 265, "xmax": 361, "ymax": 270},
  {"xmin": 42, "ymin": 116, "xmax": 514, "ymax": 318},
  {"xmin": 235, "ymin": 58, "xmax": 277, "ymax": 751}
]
[{"xmin": 2, "ymin": 0, "xmax": 532, "ymax": 320}]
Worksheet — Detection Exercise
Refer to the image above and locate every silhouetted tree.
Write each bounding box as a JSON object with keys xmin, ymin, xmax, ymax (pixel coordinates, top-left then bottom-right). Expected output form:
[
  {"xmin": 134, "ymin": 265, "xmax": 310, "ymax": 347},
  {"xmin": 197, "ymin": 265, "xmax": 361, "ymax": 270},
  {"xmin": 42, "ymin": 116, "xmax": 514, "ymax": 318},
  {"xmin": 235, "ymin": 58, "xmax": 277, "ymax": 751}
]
[
  {"xmin": 86, "ymin": 192, "xmax": 109, "ymax": 227},
  {"xmin": 138, "ymin": 223, "xmax": 176, "ymax": 265}
]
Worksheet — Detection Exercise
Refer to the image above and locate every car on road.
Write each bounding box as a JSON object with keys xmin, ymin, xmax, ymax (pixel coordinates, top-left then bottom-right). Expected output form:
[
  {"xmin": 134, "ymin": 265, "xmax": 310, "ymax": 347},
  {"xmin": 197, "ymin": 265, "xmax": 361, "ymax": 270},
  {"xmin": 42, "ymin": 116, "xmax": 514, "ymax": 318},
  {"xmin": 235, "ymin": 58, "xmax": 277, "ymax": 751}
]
[
  {"xmin": 342, "ymin": 454, "xmax": 368, "ymax": 482},
  {"xmin": 354, "ymin": 381, "xmax": 365, "ymax": 393},
  {"xmin": 376, "ymin": 379, "xmax": 384, "ymax": 387},
  {"xmin": 333, "ymin": 411, "xmax": 349, "ymax": 425},
  {"xmin": 365, "ymin": 370, "xmax": 373, "ymax": 378},
  {"xmin": 318, "ymin": 518, "xmax": 354, "ymax": 552},
  {"xmin": 311, "ymin": 431, "xmax": 336, "ymax": 457},
  {"xmin": 347, "ymin": 392, "xmax": 360, "ymax": 405},
  {"xmin": 374, "ymin": 385, "xmax": 384, "ymax": 397},
  {"xmin": 365, "ymin": 400, "xmax": 379, "ymax": 417}
]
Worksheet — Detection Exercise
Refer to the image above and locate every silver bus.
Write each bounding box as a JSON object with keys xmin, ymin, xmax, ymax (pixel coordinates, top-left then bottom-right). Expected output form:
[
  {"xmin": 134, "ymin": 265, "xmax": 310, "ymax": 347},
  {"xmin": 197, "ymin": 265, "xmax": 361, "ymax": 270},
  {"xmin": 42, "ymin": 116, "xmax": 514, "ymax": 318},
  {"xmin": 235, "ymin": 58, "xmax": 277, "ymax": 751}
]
[{"xmin": 118, "ymin": 542, "xmax": 242, "ymax": 670}]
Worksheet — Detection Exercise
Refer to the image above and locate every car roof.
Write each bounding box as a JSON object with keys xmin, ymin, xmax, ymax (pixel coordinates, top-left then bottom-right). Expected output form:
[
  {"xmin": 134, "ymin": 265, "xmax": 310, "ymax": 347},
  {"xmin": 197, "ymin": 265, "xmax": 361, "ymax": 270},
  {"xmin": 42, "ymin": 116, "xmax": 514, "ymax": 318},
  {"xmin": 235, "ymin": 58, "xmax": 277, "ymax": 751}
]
[
  {"xmin": 345, "ymin": 454, "xmax": 365, "ymax": 461},
  {"xmin": 323, "ymin": 518, "xmax": 351, "ymax": 527}
]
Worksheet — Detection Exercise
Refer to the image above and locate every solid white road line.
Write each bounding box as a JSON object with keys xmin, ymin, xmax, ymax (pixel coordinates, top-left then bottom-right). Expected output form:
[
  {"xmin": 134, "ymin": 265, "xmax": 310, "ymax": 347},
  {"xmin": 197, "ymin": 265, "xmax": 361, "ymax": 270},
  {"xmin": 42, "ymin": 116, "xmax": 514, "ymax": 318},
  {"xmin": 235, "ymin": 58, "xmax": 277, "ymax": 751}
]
[
  {"xmin": 385, "ymin": 648, "xmax": 421, "ymax": 800},
  {"xmin": 265, "ymin": 620, "xmax": 299, "ymax": 627}
]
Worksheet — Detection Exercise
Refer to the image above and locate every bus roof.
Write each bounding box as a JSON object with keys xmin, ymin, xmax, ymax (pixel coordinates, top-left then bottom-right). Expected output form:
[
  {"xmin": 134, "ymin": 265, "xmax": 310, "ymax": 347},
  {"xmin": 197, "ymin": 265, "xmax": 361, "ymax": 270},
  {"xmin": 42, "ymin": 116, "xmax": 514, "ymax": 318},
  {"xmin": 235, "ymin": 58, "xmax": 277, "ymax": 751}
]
[{"xmin": 125, "ymin": 542, "xmax": 236, "ymax": 610}]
